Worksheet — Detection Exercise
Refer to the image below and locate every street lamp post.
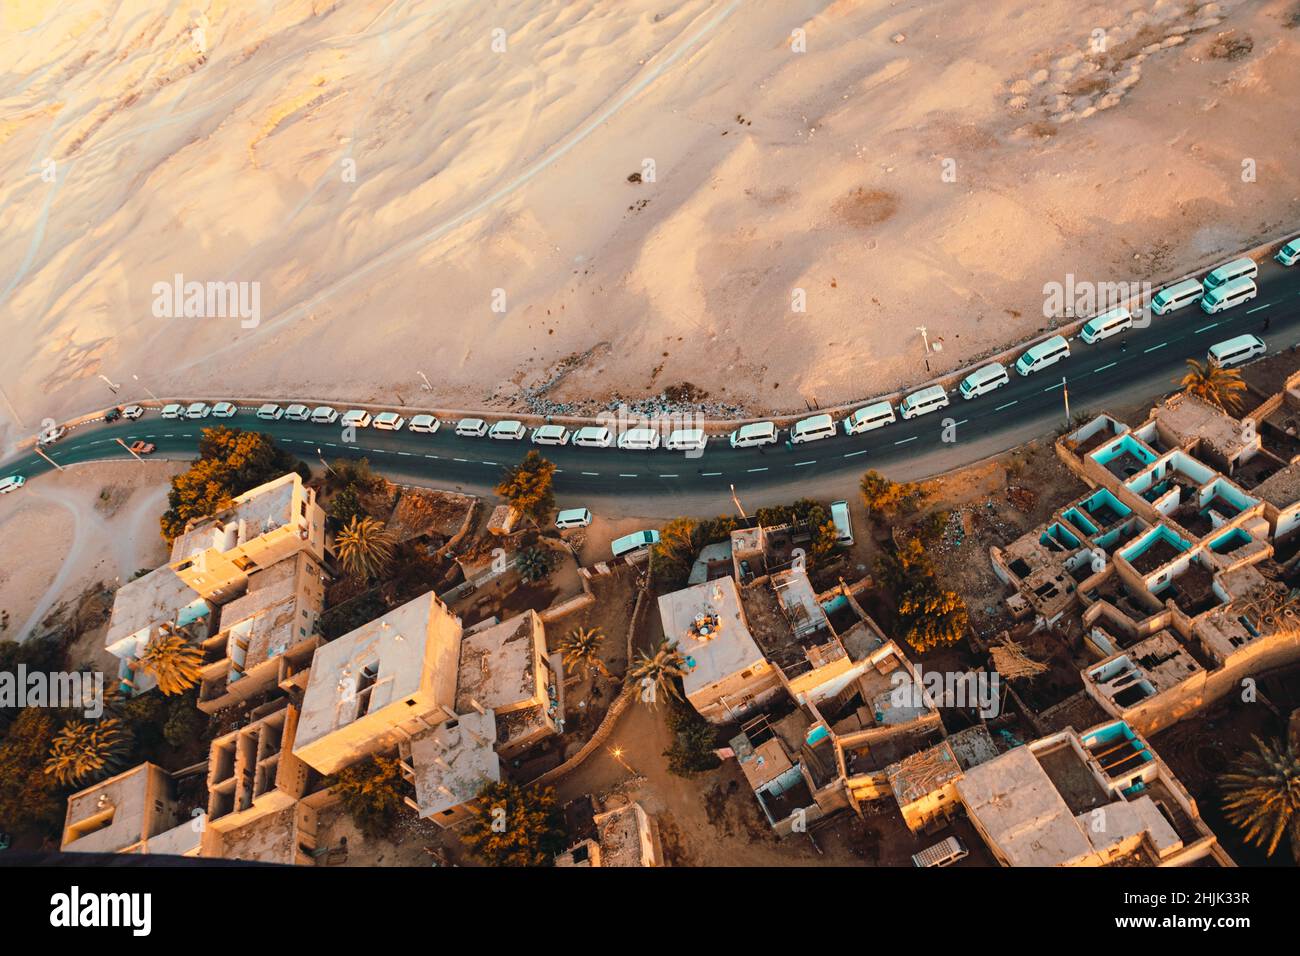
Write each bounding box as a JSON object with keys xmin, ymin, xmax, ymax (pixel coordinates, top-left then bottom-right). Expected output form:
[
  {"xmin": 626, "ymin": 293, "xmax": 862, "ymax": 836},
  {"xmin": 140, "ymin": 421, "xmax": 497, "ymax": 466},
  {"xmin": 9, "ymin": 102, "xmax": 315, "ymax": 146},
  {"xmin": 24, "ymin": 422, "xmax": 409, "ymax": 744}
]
[
  {"xmin": 317, "ymin": 448, "xmax": 335, "ymax": 477},
  {"xmin": 33, "ymin": 444, "xmax": 64, "ymax": 472},
  {"xmin": 98, "ymin": 374, "xmax": 120, "ymax": 395},
  {"xmin": 609, "ymin": 746, "xmax": 637, "ymax": 776},
  {"xmin": 916, "ymin": 326, "xmax": 931, "ymax": 373},
  {"xmin": 1062, "ymin": 376, "xmax": 1070, "ymax": 423},
  {"xmin": 132, "ymin": 374, "xmax": 159, "ymax": 402},
  {"xmin": 729, "ymin": 483, "xmax": 748, "ymax": 520},
  {"xmin": 418, "ymin": 371, "xmax": 432, "ymax": 392},
  {"xmin": 116, "ymin": 437, "xmax": 144, "ymax": 462}
]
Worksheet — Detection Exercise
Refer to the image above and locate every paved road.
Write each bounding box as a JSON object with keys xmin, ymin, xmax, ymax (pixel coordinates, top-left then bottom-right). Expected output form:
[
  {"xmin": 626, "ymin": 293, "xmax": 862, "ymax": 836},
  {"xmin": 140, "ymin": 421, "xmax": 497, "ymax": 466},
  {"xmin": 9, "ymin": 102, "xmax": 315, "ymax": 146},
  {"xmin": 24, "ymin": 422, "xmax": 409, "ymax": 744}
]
[{"xmin": 5, "ymin": 256, "xmax": 1300, "ymax": 518}]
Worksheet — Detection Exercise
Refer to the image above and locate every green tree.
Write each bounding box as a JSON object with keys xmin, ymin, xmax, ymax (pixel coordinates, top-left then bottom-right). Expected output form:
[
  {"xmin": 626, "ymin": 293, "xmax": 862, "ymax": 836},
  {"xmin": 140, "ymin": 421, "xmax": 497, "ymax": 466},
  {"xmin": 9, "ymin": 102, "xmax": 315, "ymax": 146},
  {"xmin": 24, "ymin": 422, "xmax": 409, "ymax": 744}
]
[
  {"xmin": 663, "ymin": 696, "xmax": 721, "ymax": 776},
  {"xmin": 135, "ymin": 633, "xmax": 204, "ymax": 696},
  {"xmin": 1179, "ymin": 359, "xmax": 1247, "ymax": 413},
  {"xmin": 327, "ymin": 754, "xmax": 410, "ymax": 838},
  {"xmin": 1219, "ymin": 734, "xmax": 1300, "ymax": 858},
  {"xmin": 516, "ymin": 546, "xmax": 555, "ymax": 583},
  {"xmin": 336, "ymin": 515, "xmax": 395, "ymax": 580},
  {"xmin": 44, "ymin": 717, "xmax": 129, "ymax": 786},
  {"xmin": 629, "ymin": 640, "xmax": 688, "ymax": 706},
  {"xmin": 0, "ymin": 710, "xmax": 65, "ymax": 835},
  {"xmin": 557, "ymin": 626, "xmax": 610, "ymax": 680},
  {"xmin": 495, "ymin": 451, "xmax": 556, "ymax": 523},
  {"xmin": 160, "ymin": 427, "xmax": 306, "ymax": 542},
  {"xmin": 461, "ymin": 780, "xmax": 565, "ymax": 866},
  {"xmin": 755, "ymin": 498, "xmax": 838, "ymax": 565},
  {"xmin": 859, "ymin": 469, "xmax": 925, "ymax": 518},
  {"xmin": 876, "ymin": 538, "xmax": 968, "ymax": 653},
  {"xmin": 328, "ymin": 485, "xmax": 366, "ymax": 524}
]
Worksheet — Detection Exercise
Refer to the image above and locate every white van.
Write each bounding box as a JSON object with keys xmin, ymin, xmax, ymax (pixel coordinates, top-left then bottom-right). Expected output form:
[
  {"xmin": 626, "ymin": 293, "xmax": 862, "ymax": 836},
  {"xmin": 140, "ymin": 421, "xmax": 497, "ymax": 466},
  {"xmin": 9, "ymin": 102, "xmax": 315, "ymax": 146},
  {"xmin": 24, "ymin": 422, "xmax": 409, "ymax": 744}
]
[
  {"xmin": 284, "ymin": 404, "xmax": 310, "ymax": 421},
  {"xmin": 912, "ymin": 836, "xmax": 968, "ymax": 868},
  {"xmin": 830, "ymin": 500, "xmax": 853, "ymax": 546},
  {"xmin": 489, "ymin": 420, "xmax": 527, "ymax": 441},
  {"xmin": 1208, "ymin": 333, "xmax": 1266, "ymax": 369},
  {"xmin": 211, "ymin": 402, "xmax": 237, "ymax": 418},
  {"xmin": 531, "ymin": 424, "xmax": 571, "ymax": 446},
  {"xmin": 665, "ymin": 428, "xmax": 707, "ymax": 452},
  {"xmin": 729, "ymin": 421, "xmax": 779, "ymax": 448},
  {"xmin": 1200, "ymin": 276, "xmax": 1257, "ymax": 314},
  {"xmin": 959, "ymin": 362, "xmax": 1009, "ymax": 400},
  {"xmin": 618, "ymin": 427, "xmax": 661, "ymax": 451},
  {"xmin": 572, "ymin": 425, "xmax": 613, "ymax": 448},
  {"xmin": 256, "ymin": 403, "xmax": 284, "ymax": 421},
  {"xmin": 843, "ymin": 401, "xmax": 896, "ymax": 435},
  {"xmin": 160, "ymin": 403, "xmax": 184, "ymax": 419},
  {"xmin": 790, "ymin": 414, "xmax": 837, "ymax": 445},
  {"xmin": 1276, "ymin": 237, "xmax": 1300, "ymax": 267},
  {"xmin": 1203, "ymin": 257, "xmax": 1257, "ymax": 290},
  {"xmin": 0, "ymin": 475, "xmax": 26, "ymax": 494},
  {"xmin": 455, "ymin": 418, "xmax": 488, "ymax": 437},
  {"xmin": 1150, "ymin": 278, "xmax": 1203, "ymax": 315},
  {"xmin": 611, "ymin": 529, "xmax": 659, "ymax": 558},
  {"xmin": 185, "ymin": 402, "xmax": 211, "ymax": 419},
  {"xmin": 899, "ymin": 384, "xmax": 950, "ymax": 420},
  {"xmin": 1016, "ymin": 335, "xmax": 1070, "ymax": 376},
  {"xmin": 341, "ymin": 409, "xmax": 372, "ymax": 429},
  {"xmin": 311, "ymin": 406, "xmax": 339, "ymax": 424},
  {"xmin": 1079, "ymin": 306, "xmax": 1133, "ymax": 344},
  {"xmin": 408, "ymin": 414, "xmax": 440, "ymax": 434},
  {"xmin": 555, "ymin": 507, "xmax": 592, "ymax": 530},
  {"xmin": 373, "ymin": 412, "xmax": 406, "ymax": 431}
]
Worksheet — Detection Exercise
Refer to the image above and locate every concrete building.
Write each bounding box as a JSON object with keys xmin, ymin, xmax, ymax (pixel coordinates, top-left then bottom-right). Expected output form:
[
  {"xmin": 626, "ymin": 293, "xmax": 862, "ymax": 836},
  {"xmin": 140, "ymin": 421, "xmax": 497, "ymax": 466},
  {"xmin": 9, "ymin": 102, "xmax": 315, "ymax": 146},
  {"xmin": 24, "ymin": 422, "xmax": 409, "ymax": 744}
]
[
  {"xmin": 103, "ymin": 567, "xmax": 216, "ymax": 697},
  {"xmin": 956, "ymin": 720, "xmax": 1233, "ymax": 867},
  {"xmin": 61, "ymin": 763, "xmax": 201, "ymax": 857},
  {"xmin": 170, "ymin": 472, "xmax": 326, "ymax": 603},
  {"xmin": 656, "ymin": 576, "xmax": 782, "ymax": 724},
  {"xmin": 197, "ymin": 552, "xmax": 328, "ymax": 713},
  {"xmin": 556, "ymin": 802, "xmax": 664, "ymax": 867},
  {"xmin": 293, "ymin": 591, "xmax": 463, "ymax": 775}
]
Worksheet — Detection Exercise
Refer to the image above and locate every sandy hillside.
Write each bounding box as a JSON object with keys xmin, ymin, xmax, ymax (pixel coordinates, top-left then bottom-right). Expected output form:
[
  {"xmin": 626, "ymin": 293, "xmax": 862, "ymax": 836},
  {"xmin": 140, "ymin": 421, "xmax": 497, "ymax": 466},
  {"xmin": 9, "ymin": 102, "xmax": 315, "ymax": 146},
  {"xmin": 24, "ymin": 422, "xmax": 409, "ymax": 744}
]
[
  {"xmin": 1, "ymin": 0, "xmax": 1298, "ymax": 442},
  {"xmin": 0, "ymin": 460, "xmax": 180, "ymax": 640}
]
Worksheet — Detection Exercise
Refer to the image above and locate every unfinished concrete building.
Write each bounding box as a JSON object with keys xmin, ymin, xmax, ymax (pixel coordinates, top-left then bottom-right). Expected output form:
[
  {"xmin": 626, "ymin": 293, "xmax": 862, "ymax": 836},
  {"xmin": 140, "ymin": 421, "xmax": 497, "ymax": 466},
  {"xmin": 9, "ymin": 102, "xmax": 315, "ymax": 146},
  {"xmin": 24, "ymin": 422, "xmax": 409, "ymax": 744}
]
[
  {"xmin": 169, "ymin": 472, "xmax": 327, "ymax": 603},
  {"xmin": 103, "ymin": 567, "xmax": 216, "ymax": 697},
  {"xmin": 61, "ymin": 763, "xmax": 201, "ymax": 857},
  {"xmin": 556, "ymin": 801, "xmax": 664, "ymax": 867},
  {"xmin": 990, "ymin": 396, "xmax": 1300, "ymax": 735},
  {"xmin": 196, "ymin": 552, "xmax": 328, "ymax": 714},
  {"xmin": 956, "ymin": 719, "xmax": 1233, "ymax": 867}
]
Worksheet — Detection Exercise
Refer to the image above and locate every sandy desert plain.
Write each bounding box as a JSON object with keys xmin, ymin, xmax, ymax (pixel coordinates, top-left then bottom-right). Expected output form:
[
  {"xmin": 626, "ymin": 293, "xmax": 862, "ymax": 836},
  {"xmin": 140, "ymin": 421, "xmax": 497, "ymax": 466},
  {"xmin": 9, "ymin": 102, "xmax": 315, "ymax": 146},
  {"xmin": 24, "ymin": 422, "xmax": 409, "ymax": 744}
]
[{"xmin": 0, "ymin": 0, "xmax": 1298, "ymax": 443}]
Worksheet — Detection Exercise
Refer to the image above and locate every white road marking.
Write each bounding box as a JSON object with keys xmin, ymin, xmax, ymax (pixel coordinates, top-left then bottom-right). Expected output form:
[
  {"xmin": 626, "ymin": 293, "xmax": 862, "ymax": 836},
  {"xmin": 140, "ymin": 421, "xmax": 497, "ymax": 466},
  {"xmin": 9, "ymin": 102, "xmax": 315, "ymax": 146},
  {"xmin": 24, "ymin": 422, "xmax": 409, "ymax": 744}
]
[
  {"xmin": 794, "ymin": 460, "xmax": 816, "ymax": 467},
  {"xmin": 1043, "ymin": 381, "xmax": 1064, "ymax": 392},
  {"xmin": 895, "ymin": 436, "xmax": 918, "ymax": 445},
  {"xmin": 619, "ymin": 473, "xmax": 637, "ymax": 478},
  {"xmin": 1246, "ymin": 302, "xmax": 1272, "ymax": 314},
  {"xmin": 1094, "ymin": 362, "xmax": 1117, "ymax": 373},
  {"xmin": 582, "ymin": 471, "xmax": 600, "ymax": 476},
  {"xmin": 659, "ymin": 474, "xmax": 678, "ymax": 478},
  {"xmin": 994, "ymin": 401, "xmax": 1017, "ymax": 411},
  {"xmin": 453, "ymin": 458, "xmax": 468, "ymax": 462},
  {"xmin": 747, "ymin": 467, "xmax": 768, "ymax": 473},
  {"xmin": 1143, "ymin": 342, "xmax": 1167, "ymax": 353},
  {"xmin": 701, "ymin": 471, "xmax": 722, "ymax": 477},
  {"xmin": 843, "ymin": 450, "xmax": 867, "ymax": 458},
  {"xmin": 1194, "ymin": 322, "xmax": 1218, "ymax": 334}
]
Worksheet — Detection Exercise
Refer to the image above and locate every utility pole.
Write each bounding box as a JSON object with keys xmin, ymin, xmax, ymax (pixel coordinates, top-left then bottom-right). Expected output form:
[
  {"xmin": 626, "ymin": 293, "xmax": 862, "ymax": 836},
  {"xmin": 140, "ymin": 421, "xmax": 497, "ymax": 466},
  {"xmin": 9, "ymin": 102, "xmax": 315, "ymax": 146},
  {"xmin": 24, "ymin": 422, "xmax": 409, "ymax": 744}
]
[
  {"xmin": 916, "ymin": 326, "xmax": 931, "ymax": 373},
  {"xmin": 98, "ymin": 374, "xmax": 120, "ymax": 394},
  {"xmin": 132, "ymin": 374, "xmax": 159, "ymax": 401},
  {"xmin": 729, "ymin": 483, "xmax": 748, "ymax": 520},
  {"xmin": 115, "ymin": 437, "xmax": 143, "ymax": 462},
  {"xmin": 418, "ymin": 371, "xmax": 432, "ymax": 392},
  {"xmin": 0, "ymin": 384, "xmax": 23, "ymax": 429},
  {"xmin": 1062, "ymin": 376, "xmax": 1070, "ymax": 423},
  {"xmin": 34, "ymin": 444, "xmax": 64, "ymax": 471},
  {"xmin": 317, "ymin": 447, "xmax": 335, "ymax": 477}
]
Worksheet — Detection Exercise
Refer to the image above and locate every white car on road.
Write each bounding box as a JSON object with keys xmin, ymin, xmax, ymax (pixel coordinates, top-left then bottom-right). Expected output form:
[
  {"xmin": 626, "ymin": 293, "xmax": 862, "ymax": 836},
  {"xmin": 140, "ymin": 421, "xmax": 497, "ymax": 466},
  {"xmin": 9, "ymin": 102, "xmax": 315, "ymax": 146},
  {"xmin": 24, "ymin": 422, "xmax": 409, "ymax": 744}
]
[
  {"xmin": 284, "ymin": 404, "xmax": 311, "ymax": 421},
  {"xmin": 121, "ymin": 404, "xmax": 146, "ymax": 420},
  {"xmin": 211, "ymin": 402, "xmax": 237, "ymax": 418},
  {"xmin": 373, "ymin": 412, "xmax": 406, "ymax": 431},
  {"xmin": 311, "ymin": 406, "xmax": 339, "ymax": 424},
  {"xmin": 257, "ymin": 403, "xmax": 285, "ymax": 420},
  {"xmin": 161, "ymin": 403, "xmax": 184, "ymax": 419},
  {"xmin": 408, "ymin": 414, "xmax": 439, "ymax": 433},
  {"xmin": 185, "ymin": 402, "xmax": 211, "ymax": 419},
  {"xmin": 489, "ymin": 420, "xmax": 527, "ymax": 440}
]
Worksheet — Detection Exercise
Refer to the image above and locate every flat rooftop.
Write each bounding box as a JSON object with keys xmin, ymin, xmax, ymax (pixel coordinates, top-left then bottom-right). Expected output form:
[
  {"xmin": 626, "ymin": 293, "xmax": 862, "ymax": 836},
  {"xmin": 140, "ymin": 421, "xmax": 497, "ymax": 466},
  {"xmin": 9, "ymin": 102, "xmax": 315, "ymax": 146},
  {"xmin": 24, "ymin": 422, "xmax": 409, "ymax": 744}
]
[
  {"xmin": 1250, "ymin": 461, "xmax": 1300, "ymax": 509},
  {"xmin": 1150, "ymin": 393, "xmax": 1254, "ymax": 462},
  {"xmin": 456, "ymin": 612, "xmax": 542, "ymax": 714},
  {"xmin": 295, "ymin": 591, "xmax": 460, "ymax": 753},
  {"xmin": 105, "ymin": 567, "xmax": 209, "ymax": 649},
  {"xmin": 408, "ymin": 710, "xmax": 499, "ymax": 818},
  {"xmin": 593, "ymin": 804, "xmax": 652, "ymax": 867},
  {"xmin": 217, "ymin": 558, "xmax": 317, "ymax": 671},
  {"xmin": 171, "ymin": 473, "xmax": 300, "ymax": 563},
  {"xmin": 657, "ymin": 577, "xmax": 766, "ymax": 696}
]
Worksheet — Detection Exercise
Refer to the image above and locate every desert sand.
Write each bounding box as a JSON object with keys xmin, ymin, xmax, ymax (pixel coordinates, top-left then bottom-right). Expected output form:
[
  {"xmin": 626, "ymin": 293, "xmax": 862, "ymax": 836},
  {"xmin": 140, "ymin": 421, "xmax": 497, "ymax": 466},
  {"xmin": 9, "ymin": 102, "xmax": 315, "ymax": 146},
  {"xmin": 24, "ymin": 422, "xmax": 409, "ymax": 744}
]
[
  {"xmin": 0, "ymin": 460, "xmax": 181, "ymax": 640},
  {"xmin": 1, "ymin": 0, "xmax": 1298, "ymax": 448}
]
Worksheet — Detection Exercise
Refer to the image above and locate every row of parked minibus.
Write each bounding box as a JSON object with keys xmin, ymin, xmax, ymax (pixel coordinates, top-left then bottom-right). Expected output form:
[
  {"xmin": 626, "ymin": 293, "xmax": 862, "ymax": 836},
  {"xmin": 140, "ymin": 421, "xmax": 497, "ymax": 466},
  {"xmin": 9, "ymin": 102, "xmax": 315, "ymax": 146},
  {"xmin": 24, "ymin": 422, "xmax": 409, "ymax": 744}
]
[{"xmin": 140, "ymin": 246, "xmax": 1292, "ymax": 458}]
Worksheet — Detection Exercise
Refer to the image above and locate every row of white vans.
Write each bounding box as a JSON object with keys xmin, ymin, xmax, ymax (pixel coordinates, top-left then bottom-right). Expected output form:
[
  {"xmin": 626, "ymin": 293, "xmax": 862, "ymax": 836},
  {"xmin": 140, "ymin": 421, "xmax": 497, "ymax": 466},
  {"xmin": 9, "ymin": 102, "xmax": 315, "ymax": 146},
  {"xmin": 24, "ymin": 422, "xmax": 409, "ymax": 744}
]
[{"xmin": 114, "ymin": 250, "xmax": 1292, "ymax": 455}]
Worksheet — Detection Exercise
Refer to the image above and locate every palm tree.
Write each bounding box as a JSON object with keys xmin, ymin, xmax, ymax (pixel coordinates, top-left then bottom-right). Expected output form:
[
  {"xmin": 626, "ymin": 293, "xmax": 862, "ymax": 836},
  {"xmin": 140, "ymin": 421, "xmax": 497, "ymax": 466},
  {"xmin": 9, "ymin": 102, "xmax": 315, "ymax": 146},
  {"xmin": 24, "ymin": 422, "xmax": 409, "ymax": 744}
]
[
  {"xmin": 336, "ymin": 515, "xmax": 395, "ymax": 580},
  {"xmin": 135, "ymin": 632, "xmax": 204, "ymax": 696},
  {"xmin": 628, "ymin": 640, "xmax": 688, "ymax": 706},
  {"xmin": 516, "ymin": 546, "xmax": 554, "ymax": 583},
  {"xmin": 558, "ymin": 627, "xmax": 610, "ymax": 680},
  {"xmin": 45, "ymin": 718, "xmax": 129, "ymax": 786},
  {"xmin": 1178, "ymin": 359, "xmax": 1247, "ymax": 413},
  {"xmin": 1219, "ymin": 734, "xmax": 1300, "ymax": 858}
]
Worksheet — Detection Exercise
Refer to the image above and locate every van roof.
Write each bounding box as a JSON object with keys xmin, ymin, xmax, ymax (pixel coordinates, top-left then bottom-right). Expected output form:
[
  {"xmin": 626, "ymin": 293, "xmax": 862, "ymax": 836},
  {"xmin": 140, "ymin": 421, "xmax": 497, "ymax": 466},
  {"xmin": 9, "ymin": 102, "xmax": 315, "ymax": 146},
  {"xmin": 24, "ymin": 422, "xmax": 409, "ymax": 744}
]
[
  {"xmin": 534, "ymin": 423, "xmax": 567, "ymax": 434},
  {"xmin": 795, "ymin": 413, "xmax": 833, "ymax": 429},
  {"xmin": 574, "ymin": 425, "xmax": 609, "ymax": 436},
  {"xmin": 1022, "ymin": 335, "xmax": 1068, "ymax": 360},
  {"xmin": 851, "ymin": 400, "xmax": 893, "ymax": 419},
  {"xmin": 964, "ymin": 362, "xmax": 1006, "ymax": 384},
  {"xmin": 905, "ymin": 384, "xmax": 947, "ymax": 402},
  {"xmin": 1157, "ymin": 277, "xmax": 1202, "ymax": 297},
  {"xmin": 623, "ymin": 426, "xmax": 657, "ymax": 437},
  {"xmin": 556, "ymin": 507, "xmax": 590, "ymax": 520},
  {"xmin": 737, "ymin": 421, "xmax": 776, "ymax": 436},
  {"xmin": 668, "ymin": 427, "xmax": 704, "ymax": 437},
  {"xmin": 1210, "ymin": 256, "xmax": 1254, "ymax": 274},
  {"xmin": 1210, "ymin": 333, "xmax": 1263, "ymax": 354},
  {"xmin": 1206, "ymin": 275, "xmax": 1256, "ymax": 298}
]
